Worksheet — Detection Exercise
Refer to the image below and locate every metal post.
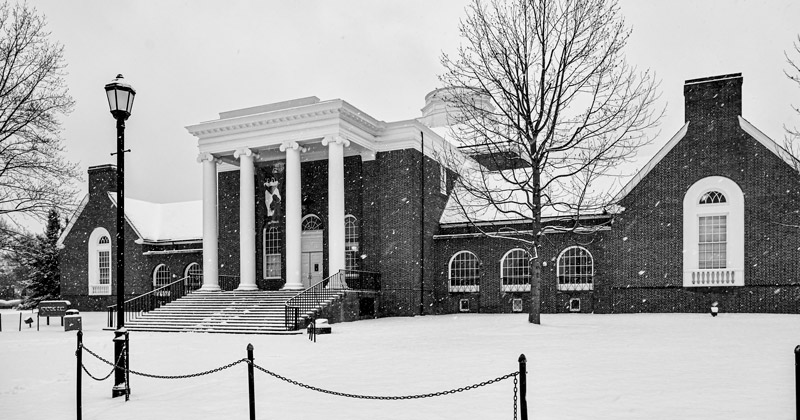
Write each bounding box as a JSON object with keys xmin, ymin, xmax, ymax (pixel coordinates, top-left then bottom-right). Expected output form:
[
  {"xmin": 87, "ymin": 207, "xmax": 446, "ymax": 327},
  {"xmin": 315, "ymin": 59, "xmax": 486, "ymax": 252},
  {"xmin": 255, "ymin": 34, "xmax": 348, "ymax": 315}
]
[
  {"xmin": 125, "ymin": 330, "xmax": 131, "ymax": 401},
  {"xmin": 247, "ymin": 344, "xmax": 256, "ymax": 420},
  {"xmin": 519, "ymin": 354, "xmax": 528, "ymax": 420},
  {"xmin": 795, "ymin": 345, "xmax": 800, "ymax": 419},
  {"xmin": 113, "ymin": 116, "xmax": 127, "ymax": 398},
  {"xmin": 18, "ymin": 312, "xmax": 21, "ymax": 331},
  {"xmin": 1, "ymin": 312, "xmax": 3, "ymax": 332},
  {"xmin": 76, "ymin": 330, "xmax": 82, "ymax": 420}
]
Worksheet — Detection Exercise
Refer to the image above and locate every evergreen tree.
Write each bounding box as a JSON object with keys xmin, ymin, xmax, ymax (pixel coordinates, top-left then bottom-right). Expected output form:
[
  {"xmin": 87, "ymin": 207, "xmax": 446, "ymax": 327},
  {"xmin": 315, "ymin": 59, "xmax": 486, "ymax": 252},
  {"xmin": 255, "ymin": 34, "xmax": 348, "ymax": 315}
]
[{"xmin": 19, "ymin": 208, "xmax": 62, "ymax": 308}]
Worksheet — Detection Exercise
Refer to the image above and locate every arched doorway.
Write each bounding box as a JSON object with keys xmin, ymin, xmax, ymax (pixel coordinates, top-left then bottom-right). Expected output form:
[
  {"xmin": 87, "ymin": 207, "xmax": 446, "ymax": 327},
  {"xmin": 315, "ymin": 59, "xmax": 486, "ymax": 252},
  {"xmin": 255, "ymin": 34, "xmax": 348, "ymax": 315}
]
[{"xmin": 301, "ymin": 214, "xmax": 323, "ymax": 288}]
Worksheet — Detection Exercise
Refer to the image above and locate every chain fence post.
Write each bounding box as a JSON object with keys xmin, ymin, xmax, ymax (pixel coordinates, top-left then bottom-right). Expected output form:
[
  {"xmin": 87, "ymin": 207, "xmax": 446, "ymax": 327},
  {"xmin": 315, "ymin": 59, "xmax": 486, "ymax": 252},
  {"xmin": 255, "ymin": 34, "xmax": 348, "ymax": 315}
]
[
  {"xmin": 125, "ymin": 330, "xmax": 131, "ymax": 401},
  {"xmin": 247, "ymin": 343, "xmax": 256, "ymax": 420},
  {"xmin": 795, "ymin": 345, "xmax": 799, "ymax": 419},
  {"xmin": 518, "ymin": 354, "xmax": 527, "ymax": 420},
  {"xmin": 76, "ymin": 330, "xmax": 83, "ymax": 420}
]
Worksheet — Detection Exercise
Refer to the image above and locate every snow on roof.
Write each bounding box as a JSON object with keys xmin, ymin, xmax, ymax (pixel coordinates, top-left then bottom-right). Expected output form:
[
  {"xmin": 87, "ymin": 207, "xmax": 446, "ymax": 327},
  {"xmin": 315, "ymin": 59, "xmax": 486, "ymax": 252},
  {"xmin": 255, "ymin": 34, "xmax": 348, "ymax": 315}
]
[{"xmin": 108, "ymin": 193, "xmax": 202, "ymax": 242}]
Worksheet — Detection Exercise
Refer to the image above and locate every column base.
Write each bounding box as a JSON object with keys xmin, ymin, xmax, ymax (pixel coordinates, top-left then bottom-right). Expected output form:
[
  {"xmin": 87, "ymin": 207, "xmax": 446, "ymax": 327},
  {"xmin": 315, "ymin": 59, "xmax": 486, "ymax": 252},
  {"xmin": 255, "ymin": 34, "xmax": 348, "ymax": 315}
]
[
  {"xmin": 281, "ymin": 283, "xmax": 305, "ymax": 291},
  {"xmin": 236, "ymin": 284, "xmax": 259, "ymax": 291},
  {"xmin": 198, "ymin": 285, "xmax": 221, "ymax": 292}
]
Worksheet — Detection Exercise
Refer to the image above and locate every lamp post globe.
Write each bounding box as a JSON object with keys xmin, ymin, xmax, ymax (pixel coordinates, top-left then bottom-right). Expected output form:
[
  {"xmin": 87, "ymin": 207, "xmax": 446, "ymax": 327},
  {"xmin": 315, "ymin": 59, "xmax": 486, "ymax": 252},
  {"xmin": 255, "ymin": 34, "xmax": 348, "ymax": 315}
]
[{"xmin": 106, "ymin": 73, "xmax": 135, "ymax": 399}]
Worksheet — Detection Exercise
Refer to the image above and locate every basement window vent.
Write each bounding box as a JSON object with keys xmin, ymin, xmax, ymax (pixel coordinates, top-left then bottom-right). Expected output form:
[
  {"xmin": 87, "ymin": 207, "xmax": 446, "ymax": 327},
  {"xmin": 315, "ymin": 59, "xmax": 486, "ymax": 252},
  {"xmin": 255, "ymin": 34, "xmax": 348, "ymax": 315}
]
[
  {"xmin": 459, "ymin": 299, "xmax": 470, "ymax": 312},
  {"xmin": 512, "ymin": 299, "xmax": 523, "ymax": 312},
  {"xmin": 569, "ymin": 298, "xmax": 581, "ymax": 312}
]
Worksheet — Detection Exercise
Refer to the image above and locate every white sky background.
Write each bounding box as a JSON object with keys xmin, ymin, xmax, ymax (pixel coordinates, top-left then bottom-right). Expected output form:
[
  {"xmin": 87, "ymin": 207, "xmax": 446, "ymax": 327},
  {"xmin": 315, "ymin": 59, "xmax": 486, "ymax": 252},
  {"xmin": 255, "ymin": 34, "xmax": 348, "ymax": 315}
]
[{"xmin": 16, "ymin": 0, "xmax": 800, "ymax": 231}]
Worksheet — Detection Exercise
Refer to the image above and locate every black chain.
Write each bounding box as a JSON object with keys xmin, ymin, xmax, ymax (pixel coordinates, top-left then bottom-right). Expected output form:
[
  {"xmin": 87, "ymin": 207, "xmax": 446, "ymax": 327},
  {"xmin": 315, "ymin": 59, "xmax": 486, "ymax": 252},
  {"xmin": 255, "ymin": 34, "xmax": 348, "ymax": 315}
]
[
  {"xmin": 513, "ymin": 374, "xmax": 518, "ymax": 420},
  {"xmin": 80, "ymin": 344, "xmax": 126, "ymax": 382},
  {"xmin": 251, "ymin": 361, "xmax": 518, "ymax": 400},
  {"xmin": 82, "ymin": 343, "xmax": 246, "ymax": 379}
]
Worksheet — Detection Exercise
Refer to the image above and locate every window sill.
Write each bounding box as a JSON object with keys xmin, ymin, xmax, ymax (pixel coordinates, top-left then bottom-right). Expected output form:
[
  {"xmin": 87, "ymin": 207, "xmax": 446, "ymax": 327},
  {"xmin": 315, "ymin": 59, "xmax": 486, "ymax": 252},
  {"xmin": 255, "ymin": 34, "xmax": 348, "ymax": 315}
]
[{"xmin": 449, "ymin": 285, "xmax": 480, "ymax": 293}]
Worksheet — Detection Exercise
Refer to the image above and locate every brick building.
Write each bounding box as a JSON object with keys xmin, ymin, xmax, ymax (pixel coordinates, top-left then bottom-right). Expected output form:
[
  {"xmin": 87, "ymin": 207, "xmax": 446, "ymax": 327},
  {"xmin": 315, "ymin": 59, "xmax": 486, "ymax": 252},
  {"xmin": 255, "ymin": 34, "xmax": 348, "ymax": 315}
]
[{"xmin": 59, "ymin": 74, "xmax": 800, "ymax": 315}]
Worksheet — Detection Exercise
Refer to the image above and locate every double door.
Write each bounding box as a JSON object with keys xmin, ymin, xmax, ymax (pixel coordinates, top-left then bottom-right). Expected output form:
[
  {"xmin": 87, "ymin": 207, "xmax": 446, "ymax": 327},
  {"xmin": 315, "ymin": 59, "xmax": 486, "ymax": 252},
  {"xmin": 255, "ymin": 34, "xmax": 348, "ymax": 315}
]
[{"xmin": 301, "ymin": 229, "xmax": 323, "ymax": 288}]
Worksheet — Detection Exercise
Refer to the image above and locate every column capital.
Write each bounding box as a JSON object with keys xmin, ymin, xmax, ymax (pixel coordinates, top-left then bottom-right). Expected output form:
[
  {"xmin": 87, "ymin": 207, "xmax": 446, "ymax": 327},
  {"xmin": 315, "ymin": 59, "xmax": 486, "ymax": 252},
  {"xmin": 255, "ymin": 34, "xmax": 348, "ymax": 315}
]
[
  {"xmin": 279, "ymin": 141, "xmax": 307, "ymax": 153},
  {"xmin": 322, "ymin": 135, "xmax": 350, "ymax": 147},
  {"xmin": 233, "ymin": 148, "xmax": 259, "ymax": 159},
  {"xmin": 197, "ymin": 152, "xmax": 217, "ymax": 163}
]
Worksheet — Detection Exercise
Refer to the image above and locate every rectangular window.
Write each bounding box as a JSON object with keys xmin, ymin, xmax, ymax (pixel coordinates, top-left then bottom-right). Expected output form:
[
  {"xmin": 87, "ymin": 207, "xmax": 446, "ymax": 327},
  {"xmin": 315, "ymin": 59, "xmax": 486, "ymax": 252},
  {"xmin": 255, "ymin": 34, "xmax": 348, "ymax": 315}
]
[
  {"xmin": 440, "ymin": 165, "xmax": 447, "ymax": 195},
  {"xmin": 264, "ymin": 254, "xmax": 281, "ymax": 278},
  {"xmin": 699, "ymin": 215, "xmax": 727, "ymax": 269},
  {"xmin": 98, "ymin": 251, "xmax": 110, "ymax": 285}
]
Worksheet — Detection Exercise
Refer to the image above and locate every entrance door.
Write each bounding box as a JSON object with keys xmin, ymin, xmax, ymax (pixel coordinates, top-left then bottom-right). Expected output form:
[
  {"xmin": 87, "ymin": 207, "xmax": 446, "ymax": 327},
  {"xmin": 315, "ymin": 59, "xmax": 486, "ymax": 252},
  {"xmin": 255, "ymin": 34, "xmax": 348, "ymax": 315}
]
[
  {"xmin": 301, "ymin": 252, "xmax": 323, "ymax": 288},
  {"xmin": 301, "ymin": 227, "xmax": 323, "ymax": 288}
]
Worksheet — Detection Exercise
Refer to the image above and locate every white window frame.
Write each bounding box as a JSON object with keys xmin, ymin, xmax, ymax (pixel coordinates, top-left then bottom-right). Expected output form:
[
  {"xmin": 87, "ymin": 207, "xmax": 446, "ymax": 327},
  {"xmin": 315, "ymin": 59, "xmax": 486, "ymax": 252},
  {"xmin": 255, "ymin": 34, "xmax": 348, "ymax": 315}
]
[
  {"xmin": 448, "ymin": 251, "xmax": 481, "ymax": 293},
  {"xmin": 87, "ymin": 227, "xmax": 112, "ymax": 296},
  {"xmin": 302, "ymin": 214, "xmax": 323, "ymax": 231},
  {"xmin": 153, "ymin": 264, "xmax": 172, "ymax": 288},
  {"xmin": 345, "ymin": 215, "xmax": 359, "ymax": 273},
  {"xmin": 184, "ymin": 262, "xmax": 202, "ymax": 288},
  {"xmin": 263, "ymin": 224, "xmax": 282, "ymax": 279},
  {"xmin": 556, "ymin": 246, "xmax": 594, "ymax": 291},
  {"xmin": 683, "ymin": 177, "xmax": 744, "ymax": 287},
  {"xmin": 500, "ymin": 248, "xmax": 531, "ymax": 292}
]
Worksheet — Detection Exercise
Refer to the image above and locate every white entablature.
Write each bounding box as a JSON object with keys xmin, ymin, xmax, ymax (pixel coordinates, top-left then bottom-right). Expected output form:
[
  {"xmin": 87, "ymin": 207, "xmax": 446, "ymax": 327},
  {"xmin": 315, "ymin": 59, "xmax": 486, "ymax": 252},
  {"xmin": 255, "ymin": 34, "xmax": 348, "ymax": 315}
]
[{"xmin": 185, "ymin": 96, "xmax": 459, "ymax": 165}]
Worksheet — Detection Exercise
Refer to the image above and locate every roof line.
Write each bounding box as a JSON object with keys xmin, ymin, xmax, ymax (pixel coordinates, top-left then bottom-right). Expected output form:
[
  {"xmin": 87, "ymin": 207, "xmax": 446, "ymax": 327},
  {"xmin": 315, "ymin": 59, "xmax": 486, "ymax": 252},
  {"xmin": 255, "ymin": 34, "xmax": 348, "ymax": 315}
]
[
  {"xmin": 613, "ymin": 122, "xmax": 689, "ymax": 203},
  {"xmin": 737, "ymin": 116, "xmax": 800, "ymax": 170},
  {"xmin": 106, "ymin": 192, "xmax": 145, "ymax": 241},
  {"xmin": 56, "ymin": 194, "xmax": 89, "ymax": 248}
]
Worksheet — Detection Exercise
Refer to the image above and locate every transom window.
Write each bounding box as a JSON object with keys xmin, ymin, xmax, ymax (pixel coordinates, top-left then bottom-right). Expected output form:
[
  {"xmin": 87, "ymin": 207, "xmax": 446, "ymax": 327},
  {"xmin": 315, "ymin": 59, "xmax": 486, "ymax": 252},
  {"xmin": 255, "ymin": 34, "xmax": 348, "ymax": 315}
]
[
  {"xmin": 263, "ymin": 225, "xmax": 282, "ymax": 278},
  {"xmin": 699, "ymin": 215, "xmax": 727, "ymax": 269},
  {"xmin": 557, "ymin": 246, "xmax": 593, "ymax": 291},
  {"xmin": 449, "ymin": 251, "xmax": 480, "ymax": 293},
  {"xmin": 699, "ymin": 191, "xmax": 726, "ymax": 204},
  {"xmin": 185, "ymin": 262, "xmax": 202, "ymax": 288},
  {"xmin": 153, "ymin": 264, "xmax": 172, "ymax": 288},
  {"xmin": 345, "ymin": 215, "xmax": 359, "ymax": 273},
  {"xmin": 302, "ymin": 214, "xmax": 323, "ymax": 231},
  {"xmin": 501, "ymin": 248, "xmax": 531, "ymax": 292}
]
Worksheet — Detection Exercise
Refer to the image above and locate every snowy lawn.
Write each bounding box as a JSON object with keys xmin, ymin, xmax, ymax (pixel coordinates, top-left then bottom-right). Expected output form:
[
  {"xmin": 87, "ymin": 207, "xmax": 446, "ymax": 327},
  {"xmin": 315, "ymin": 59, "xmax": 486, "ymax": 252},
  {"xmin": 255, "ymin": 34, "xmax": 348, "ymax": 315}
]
[{"xmin": 1, "ymin": 310, "xmax": 799, "ymax": 420}]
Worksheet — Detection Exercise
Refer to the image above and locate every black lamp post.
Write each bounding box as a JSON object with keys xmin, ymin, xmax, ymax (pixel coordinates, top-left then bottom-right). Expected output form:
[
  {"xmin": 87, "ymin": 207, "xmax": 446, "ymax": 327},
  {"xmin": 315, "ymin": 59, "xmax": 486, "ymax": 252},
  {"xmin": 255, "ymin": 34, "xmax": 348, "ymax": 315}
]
[{"xmin": 105, "ymin": 74, "xmax": 135, "ymax": 398}]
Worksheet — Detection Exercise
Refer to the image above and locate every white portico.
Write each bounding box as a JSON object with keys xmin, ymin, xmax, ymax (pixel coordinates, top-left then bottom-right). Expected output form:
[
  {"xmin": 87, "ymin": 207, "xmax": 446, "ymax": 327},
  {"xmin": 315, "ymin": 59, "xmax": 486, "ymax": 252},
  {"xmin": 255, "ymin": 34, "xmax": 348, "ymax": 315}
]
[{"xmin": 186, "ymin": 96, "xmax": 453, "ymax": 291}]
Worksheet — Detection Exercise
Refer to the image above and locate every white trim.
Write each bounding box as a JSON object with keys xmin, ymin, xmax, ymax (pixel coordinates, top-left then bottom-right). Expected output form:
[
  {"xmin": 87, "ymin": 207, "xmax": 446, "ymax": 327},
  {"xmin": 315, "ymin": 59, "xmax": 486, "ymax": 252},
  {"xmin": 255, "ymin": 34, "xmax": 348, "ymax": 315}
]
[
  {"xmin": 433, "ymin": 226, "xmax": 611, "ymax": 239},
  {"xmin": 57, "ymin": 194, "xmax": 89, "ymax": 249},
  {"xmin": 613, "ymin": 122, "xmax": 689, "ymax": 202},
  {"xmin": 500, "ymin": 248, "xmax": 532, "ymax": 292},
  {"xmin": 106, "ymin": 192, "xmax": 145, "ymax": 242},
  {"xmin": 448, "ymin": 250, "xmax": 481, "ymax": 293},
  {"xmin": 556, "ymin": 246, "xmax": 594, "ymax": 291},
  {"xmin": 142, "ymin": 248, "xmax": 202, "ymax": 256},
  {"xmin": 152, "ymin": 263, "xmax": 171, "ymax": 287},
  {"xmin": 88, "ymin": 227, "xmax": 112, "ymax": 296},
  {"xmin": 738, "ymin": 116, "xmax": 800, "ymax": 171},
  {"xmin": 682, "ymin": 176, "xmax": 745, "ymax": 287}
]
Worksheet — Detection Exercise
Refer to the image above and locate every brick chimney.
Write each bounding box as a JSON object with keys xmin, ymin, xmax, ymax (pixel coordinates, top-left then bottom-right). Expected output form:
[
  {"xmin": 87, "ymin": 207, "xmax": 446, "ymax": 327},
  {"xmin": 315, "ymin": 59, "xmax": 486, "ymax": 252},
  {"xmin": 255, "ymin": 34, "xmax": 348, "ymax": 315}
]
[
  {"xmin": 87, "ymin": 164, "xmax": 117, "ymax": 196},
  {"xmin": 684, "ymin": 73, "xmax": 743, "ymax": 125}
]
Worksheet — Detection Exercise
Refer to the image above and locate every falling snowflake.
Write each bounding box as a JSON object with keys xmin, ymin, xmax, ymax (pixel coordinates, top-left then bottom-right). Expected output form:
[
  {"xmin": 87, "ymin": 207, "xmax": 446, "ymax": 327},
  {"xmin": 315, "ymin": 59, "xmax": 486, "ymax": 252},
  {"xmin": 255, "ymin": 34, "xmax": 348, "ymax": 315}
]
[
  {"xmin": 622, "ymin": 237, "xmax": 628, "ymax": 242},
  {"xmin": 638, "ymin": 270, "xmax": 646, "ymax": 275}
]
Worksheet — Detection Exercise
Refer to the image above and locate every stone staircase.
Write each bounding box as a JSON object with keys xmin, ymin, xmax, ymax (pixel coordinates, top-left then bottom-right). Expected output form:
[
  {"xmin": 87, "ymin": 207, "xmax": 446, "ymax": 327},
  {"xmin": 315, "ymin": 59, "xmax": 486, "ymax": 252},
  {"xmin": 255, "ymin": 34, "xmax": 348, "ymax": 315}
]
[{"xmin": 125, "ymin": 290, "xmax": 303, "ymax": 335}]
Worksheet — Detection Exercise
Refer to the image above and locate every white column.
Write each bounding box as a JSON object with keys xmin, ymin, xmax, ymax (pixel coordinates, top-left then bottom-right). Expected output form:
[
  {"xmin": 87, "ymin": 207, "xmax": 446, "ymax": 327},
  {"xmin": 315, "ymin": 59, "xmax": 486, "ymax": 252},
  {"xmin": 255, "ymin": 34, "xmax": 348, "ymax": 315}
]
[
  {"xmin": 280, "ymin": 141, "xmax": 305, "ymax": 290},
  {"xmin": 234, "ymin": 148, "xmax": 258, "ymax": 291},
  {"xmin": 197, "ymin": 153, "xmax": 220, "ymax": 292},
  {"xmin": 322, "ymin": 136, "xmax": 349, "ymax": 281}
]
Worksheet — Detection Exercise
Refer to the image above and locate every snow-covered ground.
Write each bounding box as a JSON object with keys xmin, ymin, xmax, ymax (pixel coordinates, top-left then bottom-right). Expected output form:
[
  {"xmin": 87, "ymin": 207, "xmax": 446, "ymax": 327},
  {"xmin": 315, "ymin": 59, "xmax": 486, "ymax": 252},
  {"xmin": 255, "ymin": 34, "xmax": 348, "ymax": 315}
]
[{"xmin": 1, "ymin": 309, "xmax": 798, "ymax": 420}]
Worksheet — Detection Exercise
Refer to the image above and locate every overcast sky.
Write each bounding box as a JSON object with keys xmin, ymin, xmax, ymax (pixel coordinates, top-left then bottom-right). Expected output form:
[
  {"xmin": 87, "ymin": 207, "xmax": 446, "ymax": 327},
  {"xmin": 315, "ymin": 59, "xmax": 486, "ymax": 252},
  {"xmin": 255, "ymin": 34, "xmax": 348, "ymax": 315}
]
[{"xmin": 18, "ymin": 0, "xmax": 800, "ymax": 230}]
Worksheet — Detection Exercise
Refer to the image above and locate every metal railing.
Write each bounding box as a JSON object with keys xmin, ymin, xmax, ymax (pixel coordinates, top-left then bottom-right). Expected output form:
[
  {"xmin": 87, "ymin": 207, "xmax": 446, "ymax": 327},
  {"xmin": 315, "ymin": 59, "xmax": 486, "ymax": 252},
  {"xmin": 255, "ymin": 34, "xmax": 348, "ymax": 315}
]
[
  {"xmin": 107, "ymin": 275, "xmax": 199, "ymax": 329},
  {"xmin": 284, "ymin": 269, "xmax": 380, "ymax": 331}
]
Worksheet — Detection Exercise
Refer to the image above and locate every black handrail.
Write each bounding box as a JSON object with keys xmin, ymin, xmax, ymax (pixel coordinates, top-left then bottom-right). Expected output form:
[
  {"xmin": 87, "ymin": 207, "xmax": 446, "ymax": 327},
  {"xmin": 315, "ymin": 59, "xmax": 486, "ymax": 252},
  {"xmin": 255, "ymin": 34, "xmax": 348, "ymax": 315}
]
[
  {"xmin": 107, "ymin": 275, "xmax": 200, "ymax": 329},
  {"xmin": 284, "ymin": 269, "xmax": 380, "ymax": 331}
]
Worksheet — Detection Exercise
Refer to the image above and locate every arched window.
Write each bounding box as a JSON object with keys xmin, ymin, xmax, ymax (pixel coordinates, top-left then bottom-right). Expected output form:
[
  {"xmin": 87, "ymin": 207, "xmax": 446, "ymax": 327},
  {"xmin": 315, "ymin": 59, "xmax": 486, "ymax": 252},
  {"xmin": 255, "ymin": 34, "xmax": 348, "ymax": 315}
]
[
  {"xmin": 345, "ymin": 215, "xmax": 359, "ymax": 273},
  {"xmin": 302, "ymin": 214, "xmax": 323, "ymax": 231},
  {"xmin": 184, "ymin": 262, "xmax": 202, "ymax": 289},
  {"xmin": 557, "ymin": 246, "xmax": 593, "ymax": 291},
  {"xmin": 683, "ymin": 177, "xmax": 744, "ymax": 287},
  {"xmin": 263, "ymin": 225, "xmax": 282, "ymax": 279},
  {"xmin": 501, "ymin": 248, "xmax": 531, "ymax": 292},
  {"xmin": 449, "ymin": 251, "xmax": 481, "ymax": 292},
  {"xmin": 88, "ymin": 227, "xmax": 112, "ymax": 295},
  {"xmin": 153, "ymin": 264, "xmax": 172, "ymax": 288}
]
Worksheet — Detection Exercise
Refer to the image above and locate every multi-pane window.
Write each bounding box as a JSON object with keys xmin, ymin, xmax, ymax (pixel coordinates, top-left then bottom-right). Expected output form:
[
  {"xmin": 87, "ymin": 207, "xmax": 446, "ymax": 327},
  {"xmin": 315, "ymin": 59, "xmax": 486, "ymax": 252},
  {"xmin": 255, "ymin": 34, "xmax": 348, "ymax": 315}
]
[
  {"xmin": 699, "ymin": 191, "xmax": 726, "ymax": 204},
  {"xmin": 449, "ymin": 251, "xmax": 480, "ymax": 292},
  {"xmin": 263, "ymin": 225, "xmax": 282, "ymax": 278},
  {"xmin": 98, "ymin": 236, "xmax": 110, "ymax": 285},
  {"xmin": 557, "ymin": 246, "xmax": 593, "ymax": 291},
  {"xmin": 153, "ymin": 264, "xmax": 172, "ymax": 288},
  {"xmin": 302, "ymin": 214, "xmax": 323, "ymax": 231},
  {"xmin": 185, "ymin": 262, "xmax": 202, "ymax": 288},
  {"xmin": 345, "ymin": 215, "xmax": 359, "ymax": 273},
  {"xmin": 699, "ymin": 215, "xmax": 727, "ymax": 269},
  {"xmin": 501, "ymin": 248, "xmax": 531, "ymax": 292}
]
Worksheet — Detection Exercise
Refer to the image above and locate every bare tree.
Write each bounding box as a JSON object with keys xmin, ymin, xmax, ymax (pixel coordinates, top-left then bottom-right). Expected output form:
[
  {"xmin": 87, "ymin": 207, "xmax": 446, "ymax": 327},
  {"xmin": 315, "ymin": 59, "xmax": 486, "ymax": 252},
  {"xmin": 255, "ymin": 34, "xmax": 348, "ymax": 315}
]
[
  {"xmin": 0, "ymin": 1, "xmax": 77, "ymax": 235},
  {"xmin": 438, "ymin": 0, "xmax": 660, "ymax": 324},
  {"xmin": 784, "ymin": 35, "xmax": 800, "ymax": 167}
]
